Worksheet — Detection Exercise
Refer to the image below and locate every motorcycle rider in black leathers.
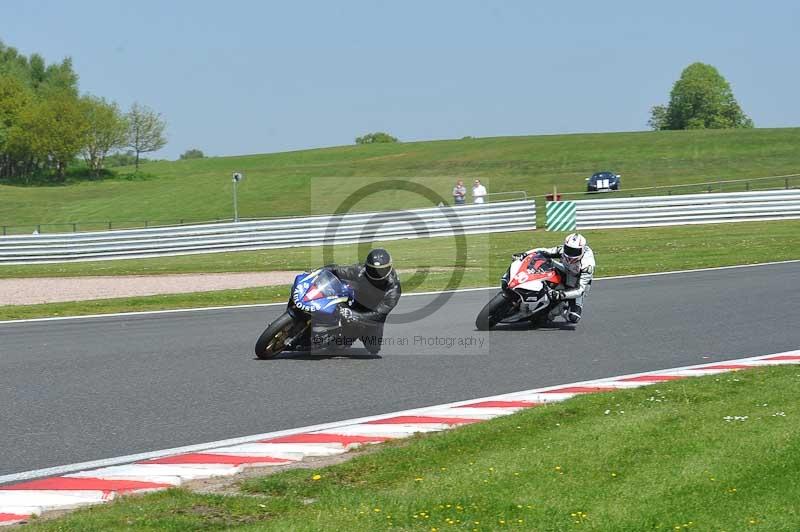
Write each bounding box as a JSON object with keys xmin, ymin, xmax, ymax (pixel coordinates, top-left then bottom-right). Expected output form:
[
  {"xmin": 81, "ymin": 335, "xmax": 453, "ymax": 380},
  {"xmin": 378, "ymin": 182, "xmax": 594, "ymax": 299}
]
[{"xmin": 325, "ymin": 248, "xmax": 401, "ymax": 354}]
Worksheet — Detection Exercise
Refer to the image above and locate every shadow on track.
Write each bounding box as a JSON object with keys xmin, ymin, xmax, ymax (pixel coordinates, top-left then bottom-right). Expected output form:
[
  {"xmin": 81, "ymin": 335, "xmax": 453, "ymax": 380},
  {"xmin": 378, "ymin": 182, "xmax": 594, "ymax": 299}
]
[
  {"xmin": 254, "ymin": 347, "xmax": 382, "ymax": 361},
  {"xmin": 485, "ymin": 320, "xmax": 577, "ymax": 332}
]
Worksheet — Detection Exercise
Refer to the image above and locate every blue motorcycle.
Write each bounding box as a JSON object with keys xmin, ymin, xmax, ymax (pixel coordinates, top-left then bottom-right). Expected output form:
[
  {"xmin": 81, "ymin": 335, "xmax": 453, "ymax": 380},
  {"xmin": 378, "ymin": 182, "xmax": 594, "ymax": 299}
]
[{"xmin": 255, "ymin": 268, "xmax": 355, "ymax": 359}]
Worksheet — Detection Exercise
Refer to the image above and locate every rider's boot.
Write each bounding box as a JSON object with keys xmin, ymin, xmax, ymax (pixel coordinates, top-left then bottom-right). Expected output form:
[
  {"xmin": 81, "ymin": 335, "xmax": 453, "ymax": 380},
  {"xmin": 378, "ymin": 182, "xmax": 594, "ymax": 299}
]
[{"xmin": 565, "ymin": 301, "xmax": 582, "ymax": 323}]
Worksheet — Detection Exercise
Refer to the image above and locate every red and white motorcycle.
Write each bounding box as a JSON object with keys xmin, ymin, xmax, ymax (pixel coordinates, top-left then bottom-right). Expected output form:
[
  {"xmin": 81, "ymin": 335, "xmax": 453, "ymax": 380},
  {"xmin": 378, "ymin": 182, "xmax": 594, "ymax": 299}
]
[{"xmin": 475, "ymin": 252, "xmax": 566, "ymax": 330}]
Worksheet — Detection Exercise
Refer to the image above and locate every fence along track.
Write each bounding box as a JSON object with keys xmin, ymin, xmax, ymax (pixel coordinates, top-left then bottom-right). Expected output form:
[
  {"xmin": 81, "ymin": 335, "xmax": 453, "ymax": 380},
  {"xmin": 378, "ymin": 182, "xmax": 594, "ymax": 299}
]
[
  {"xmin": 0, "ymin": 201, "xmax": 536, "ymax": 264},
  {"xmin": 545, "ymin": 190, "xmax": 800, "ymax": 231}
]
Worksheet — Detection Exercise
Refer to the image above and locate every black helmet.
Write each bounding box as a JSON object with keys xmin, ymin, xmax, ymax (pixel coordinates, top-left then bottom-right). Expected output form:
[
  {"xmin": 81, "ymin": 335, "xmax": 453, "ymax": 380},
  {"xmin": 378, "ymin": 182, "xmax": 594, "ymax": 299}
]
[{"xmin": 365, "ymin": 248, "xmax": 393, "ymax": 281}]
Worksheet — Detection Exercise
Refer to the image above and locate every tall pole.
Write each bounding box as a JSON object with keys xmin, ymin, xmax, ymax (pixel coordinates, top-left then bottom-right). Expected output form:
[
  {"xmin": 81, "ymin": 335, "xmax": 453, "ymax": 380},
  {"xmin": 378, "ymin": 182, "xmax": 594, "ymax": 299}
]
[
  {"xmin": 232, "ymin": 172, "xmax": 243, "ymax": 222},
  {"xmin": 233, "ymin": 178, "xmax": 239, "ymax": 222}
]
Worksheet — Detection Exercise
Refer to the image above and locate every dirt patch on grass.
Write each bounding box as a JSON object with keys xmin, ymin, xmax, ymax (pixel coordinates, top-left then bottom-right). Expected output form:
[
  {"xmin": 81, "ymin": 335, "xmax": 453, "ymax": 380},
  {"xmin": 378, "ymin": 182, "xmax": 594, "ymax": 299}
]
[
  {"xmin": 0, "ymin": 268, "xmax": 480, "ymax": 306},
  {"xmin": 0, "ymin": 272, "xmax": 298, "ymax": 305}
]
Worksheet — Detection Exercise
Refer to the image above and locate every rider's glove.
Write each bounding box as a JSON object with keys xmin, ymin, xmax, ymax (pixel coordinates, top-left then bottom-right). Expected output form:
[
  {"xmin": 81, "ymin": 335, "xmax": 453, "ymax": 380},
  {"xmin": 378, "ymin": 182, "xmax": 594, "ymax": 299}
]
[
  {"xmin": 338, "ymin": 307, "xmax": 355, "ymax": 323},
  {"xmin": 550, "ymin": 290, "xmax": 565, "ymax": 302},
  {"xmin": 511, "ymin": 252, "xmax": 527, "ymax": 261}
]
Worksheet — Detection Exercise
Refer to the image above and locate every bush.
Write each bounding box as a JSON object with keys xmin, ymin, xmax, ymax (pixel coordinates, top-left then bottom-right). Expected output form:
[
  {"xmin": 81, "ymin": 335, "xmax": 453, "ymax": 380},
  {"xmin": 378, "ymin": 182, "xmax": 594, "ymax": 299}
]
[
  {"xmin": 355, "ymin": 132, "xmax": 398, "ymax": 144},
  {"xmin": 179, "ymin": 148, "xmax": 205, "ymax": 160},
  {"xmin": 106, "ymin": 150, "xmax": 141, "ymax": 167}
]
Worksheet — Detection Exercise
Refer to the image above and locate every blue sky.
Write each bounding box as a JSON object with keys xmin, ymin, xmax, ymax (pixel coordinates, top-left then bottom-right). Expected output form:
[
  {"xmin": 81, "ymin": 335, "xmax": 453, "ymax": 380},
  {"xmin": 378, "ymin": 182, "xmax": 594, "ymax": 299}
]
[{"xmin": 2, "ymin": 0, "xmax": 798, "ymax": 159}]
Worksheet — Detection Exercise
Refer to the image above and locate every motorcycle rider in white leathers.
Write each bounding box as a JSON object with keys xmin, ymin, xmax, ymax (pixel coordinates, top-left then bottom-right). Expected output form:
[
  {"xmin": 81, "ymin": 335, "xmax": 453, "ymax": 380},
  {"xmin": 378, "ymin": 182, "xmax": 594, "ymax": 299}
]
[{"xmin": 515, "ymin": 233, "xmax": 594, "ymax": 323}]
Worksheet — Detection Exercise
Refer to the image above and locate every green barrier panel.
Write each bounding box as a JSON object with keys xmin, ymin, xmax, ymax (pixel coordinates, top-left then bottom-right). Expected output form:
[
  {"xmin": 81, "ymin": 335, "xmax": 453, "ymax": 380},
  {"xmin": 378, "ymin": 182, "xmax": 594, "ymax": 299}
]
[{"xmin": 546, "ymin": 201, "xmax": 576, "ymax": 231}]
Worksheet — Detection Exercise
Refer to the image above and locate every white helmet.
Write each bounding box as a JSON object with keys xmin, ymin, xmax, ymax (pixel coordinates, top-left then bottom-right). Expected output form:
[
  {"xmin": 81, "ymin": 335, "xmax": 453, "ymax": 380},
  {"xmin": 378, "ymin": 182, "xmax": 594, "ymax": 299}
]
[{"xmin": 562, "ymin": 233, "xmax": 586, "ymax": 266}]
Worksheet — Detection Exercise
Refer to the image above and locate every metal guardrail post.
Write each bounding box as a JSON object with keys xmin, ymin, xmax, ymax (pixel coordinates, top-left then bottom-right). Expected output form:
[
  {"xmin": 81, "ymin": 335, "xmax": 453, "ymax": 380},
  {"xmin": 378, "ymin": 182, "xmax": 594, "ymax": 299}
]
[
  {"xmin": 787, "ymin": 177, "xmax": 790, "ymax": 189},
  {"xmin": 72, "ymin": 223, "xmax": 77, "ymax": 232}
]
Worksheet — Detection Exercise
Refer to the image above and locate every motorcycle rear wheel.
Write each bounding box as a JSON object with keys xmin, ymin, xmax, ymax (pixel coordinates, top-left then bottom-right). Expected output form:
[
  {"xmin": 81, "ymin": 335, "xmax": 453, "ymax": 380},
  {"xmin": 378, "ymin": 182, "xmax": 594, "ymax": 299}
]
[
  {"xmin": 255, "ymin": 312, "xmax": 296, "ymax": 359},
  {"xmin": 475, "ymin": 291, "xmax": 514, "ymax": 331}
]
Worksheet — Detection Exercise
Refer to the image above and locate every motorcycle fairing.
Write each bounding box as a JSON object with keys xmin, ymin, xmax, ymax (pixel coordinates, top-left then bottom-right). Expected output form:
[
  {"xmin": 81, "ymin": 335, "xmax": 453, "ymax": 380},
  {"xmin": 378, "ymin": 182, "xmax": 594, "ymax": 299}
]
[
  {"xmin": 291, "ymin": 269, "xmax": 354, "ymax": 317},
  {"xmin": 500, "ymin": 253, "xmax": 564, "ymax": 323},
  {"xmin": 506, "ymin": 254, "xmax": 562, "ymax": 291}
]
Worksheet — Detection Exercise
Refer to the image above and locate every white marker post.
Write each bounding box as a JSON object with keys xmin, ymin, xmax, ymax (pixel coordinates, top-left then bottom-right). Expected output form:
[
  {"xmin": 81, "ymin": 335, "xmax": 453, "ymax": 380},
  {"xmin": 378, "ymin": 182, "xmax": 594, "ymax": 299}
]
[{"xmin": 232, "ymin": 172, "xmax": 244, "ymax": 222}]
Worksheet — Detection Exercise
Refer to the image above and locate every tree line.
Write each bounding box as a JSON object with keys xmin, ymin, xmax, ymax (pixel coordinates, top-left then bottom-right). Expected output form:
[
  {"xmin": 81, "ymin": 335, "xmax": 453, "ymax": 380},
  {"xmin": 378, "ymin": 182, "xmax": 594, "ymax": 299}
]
[{"xmin": 0, "ymin": 40, "xmax": 166, "ymax": 183}]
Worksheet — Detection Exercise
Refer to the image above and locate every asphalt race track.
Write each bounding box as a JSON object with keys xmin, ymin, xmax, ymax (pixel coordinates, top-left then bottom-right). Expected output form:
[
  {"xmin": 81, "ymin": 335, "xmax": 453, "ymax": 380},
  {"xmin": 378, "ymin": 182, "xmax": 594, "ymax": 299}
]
[{"xmin": 1, "ymin": 262, "xmax": 798, "ymax": 478}]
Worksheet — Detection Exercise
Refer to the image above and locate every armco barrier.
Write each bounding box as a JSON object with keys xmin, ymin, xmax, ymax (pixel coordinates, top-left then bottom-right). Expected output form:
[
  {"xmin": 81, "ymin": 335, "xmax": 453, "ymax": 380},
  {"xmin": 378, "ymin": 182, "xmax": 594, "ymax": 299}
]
[
  {"xmin": 546, "ymin": 189, "xmax": 800, "ymax": 231},
  {"xmin": 0, "ymin": 201, "xmax": 536, "ymax": 264}
]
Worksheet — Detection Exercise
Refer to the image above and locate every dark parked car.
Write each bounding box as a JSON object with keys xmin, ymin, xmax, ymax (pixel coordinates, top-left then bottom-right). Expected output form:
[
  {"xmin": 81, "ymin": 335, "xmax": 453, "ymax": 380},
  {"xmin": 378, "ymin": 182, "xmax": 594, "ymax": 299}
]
[{"xmin": 586, "ymin": 171, "xmax": 621, "ymax": 192}]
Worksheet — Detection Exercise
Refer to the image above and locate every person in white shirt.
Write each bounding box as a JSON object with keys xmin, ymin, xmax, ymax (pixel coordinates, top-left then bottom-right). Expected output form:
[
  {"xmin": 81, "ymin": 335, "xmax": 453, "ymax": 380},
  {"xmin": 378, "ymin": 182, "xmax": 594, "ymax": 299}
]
[{"xmin": 472, "ymin": 179, "xmax": 487, "ymax": 204}]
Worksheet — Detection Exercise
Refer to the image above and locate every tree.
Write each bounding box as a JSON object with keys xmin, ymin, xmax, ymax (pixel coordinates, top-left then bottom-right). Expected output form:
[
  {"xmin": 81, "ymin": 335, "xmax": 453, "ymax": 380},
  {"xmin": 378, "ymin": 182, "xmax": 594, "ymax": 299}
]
[
  {"xmin": 649, "ymin": 63, "xmax": 753, "ymax": 130},
  {"xmin": 9, "ymin": 91, "xmax": 89, "ymax": 181},
  {"xmin": 81, "ymin": 96, "xmax": 128, "ymax": 177},
  {"xmin": 179, "ymin": 148, "xmax": 205, "ymax": 160},
  {"xmin": 126, "ymin": 102, "xmax": 167, "ymax": 170},
  {"xmin": 647, "ymin": 104, "xmax": 668, "ymax": 131},
  {"xmin": 355, "ymin": 132, "xmax": 398, "ymax": 144},
  {"xmin": 0, "ymin": 74, "xmax": 33, "ymax": 178}
]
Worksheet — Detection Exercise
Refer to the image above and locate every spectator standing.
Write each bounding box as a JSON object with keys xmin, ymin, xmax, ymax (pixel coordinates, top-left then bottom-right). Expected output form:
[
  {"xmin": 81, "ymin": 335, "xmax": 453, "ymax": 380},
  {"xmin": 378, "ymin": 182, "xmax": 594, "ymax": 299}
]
[
  {"xmin": 452, "ymin": 180, "xmax": 466, "ymax": 205},
  {"xmin": 472, "ymin": 179, "xmax": 487, "ymax": 204}
]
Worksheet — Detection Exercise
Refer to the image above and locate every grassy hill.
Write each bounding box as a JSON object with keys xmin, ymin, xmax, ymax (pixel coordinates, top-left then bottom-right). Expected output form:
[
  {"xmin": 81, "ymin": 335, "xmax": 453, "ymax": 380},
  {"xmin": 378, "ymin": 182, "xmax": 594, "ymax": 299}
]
[{"xmin": 1, "ymin": 128, "xmax": 799, "ymax": 233}]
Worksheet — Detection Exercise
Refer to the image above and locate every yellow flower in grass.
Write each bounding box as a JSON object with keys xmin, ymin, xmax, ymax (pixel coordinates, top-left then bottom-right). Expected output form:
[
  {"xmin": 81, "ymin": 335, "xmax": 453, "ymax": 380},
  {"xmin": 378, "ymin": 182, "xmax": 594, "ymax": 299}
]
[{"xmin": 311, "ymin": 474, "xmax": 322, "ymax": 481}]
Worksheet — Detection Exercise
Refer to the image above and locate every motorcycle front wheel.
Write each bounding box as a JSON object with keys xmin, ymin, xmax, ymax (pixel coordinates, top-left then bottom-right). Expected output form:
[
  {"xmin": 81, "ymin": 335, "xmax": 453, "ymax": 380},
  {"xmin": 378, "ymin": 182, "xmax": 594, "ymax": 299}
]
[
  {"xmin": 475, "ymin": 291, "xmax": 515, "ymax": 331},
  {"xmin": 255, "ymin": 312, "xmax": 296, "ymax": 359}
]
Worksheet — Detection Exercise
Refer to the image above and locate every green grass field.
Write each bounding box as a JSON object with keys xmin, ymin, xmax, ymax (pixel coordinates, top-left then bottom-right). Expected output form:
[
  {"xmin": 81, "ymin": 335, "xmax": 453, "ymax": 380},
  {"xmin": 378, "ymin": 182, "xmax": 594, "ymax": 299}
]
[
  {"xmin": 1, "ymin": 128, "xmax": 799, "ymax": 233},
  {"xmin": 2, "ymin": 220, "xmax": 799, "ymax": 321},
  {"xmin": 26, "ymin": 364, "xmax": 800, "ymax": 531}
]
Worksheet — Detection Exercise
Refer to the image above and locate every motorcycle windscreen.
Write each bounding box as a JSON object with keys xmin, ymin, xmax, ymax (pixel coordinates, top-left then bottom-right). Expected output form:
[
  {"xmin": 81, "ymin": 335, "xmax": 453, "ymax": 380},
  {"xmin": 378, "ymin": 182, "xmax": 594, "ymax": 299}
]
[
  {"xmin": 528, "ymin": 254, "xmax": 556, "ymax": 273},
  {"xmin": 292, "ymin": 269, "xmax": 349, "ymax": 314},
  {"xmin": 303, "ymin": 270, "xmax": 346, "ymax": 301}
]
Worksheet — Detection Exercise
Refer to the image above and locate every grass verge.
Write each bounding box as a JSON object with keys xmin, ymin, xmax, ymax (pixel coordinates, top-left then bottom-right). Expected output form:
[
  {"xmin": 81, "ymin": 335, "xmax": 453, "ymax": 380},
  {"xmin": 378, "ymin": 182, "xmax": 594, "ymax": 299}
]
[
  {"xmin": 26, "ymin": 364, "xmax": 800, "ymax": 531},
  {"xmin": 1, "ymin": 128, "xmax": 799, "ymax": 232},
  {"xmin": 2, "ymin": 220, "xmax": 799, "ymax": 321}
]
